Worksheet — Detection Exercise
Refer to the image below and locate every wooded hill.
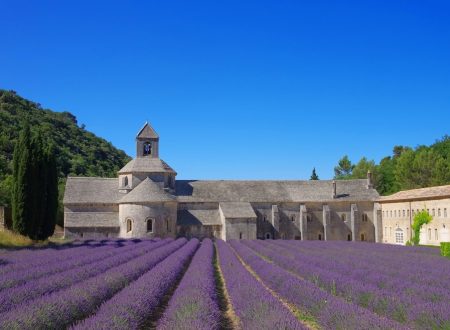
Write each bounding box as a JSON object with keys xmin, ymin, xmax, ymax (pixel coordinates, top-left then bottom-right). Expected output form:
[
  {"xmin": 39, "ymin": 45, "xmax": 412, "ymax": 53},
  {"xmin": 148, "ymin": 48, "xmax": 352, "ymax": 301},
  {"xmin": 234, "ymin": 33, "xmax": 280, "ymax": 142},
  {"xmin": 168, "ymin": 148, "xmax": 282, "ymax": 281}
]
[{"xmin": 0, "ymin": 90, "xmax": 131, "ymax": 214}]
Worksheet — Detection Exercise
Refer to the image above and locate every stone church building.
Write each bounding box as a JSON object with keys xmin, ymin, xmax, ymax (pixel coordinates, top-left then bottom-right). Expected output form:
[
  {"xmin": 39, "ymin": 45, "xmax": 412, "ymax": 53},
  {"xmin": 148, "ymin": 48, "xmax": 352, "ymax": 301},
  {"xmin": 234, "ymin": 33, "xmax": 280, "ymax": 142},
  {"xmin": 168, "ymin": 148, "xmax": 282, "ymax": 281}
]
[{"xmin": 63, "ymin": 122, "xmax": 382, "ymax": 241}]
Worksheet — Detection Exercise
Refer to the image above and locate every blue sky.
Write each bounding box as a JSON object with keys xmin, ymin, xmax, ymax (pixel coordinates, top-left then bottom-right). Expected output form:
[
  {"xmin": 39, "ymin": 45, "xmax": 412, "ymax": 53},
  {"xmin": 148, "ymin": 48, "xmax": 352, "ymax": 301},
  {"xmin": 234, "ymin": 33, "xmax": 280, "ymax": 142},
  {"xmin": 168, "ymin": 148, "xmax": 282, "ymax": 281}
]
[{"xmin": 1, "ymin": 1, "xmax": 449, "ymax": 180}]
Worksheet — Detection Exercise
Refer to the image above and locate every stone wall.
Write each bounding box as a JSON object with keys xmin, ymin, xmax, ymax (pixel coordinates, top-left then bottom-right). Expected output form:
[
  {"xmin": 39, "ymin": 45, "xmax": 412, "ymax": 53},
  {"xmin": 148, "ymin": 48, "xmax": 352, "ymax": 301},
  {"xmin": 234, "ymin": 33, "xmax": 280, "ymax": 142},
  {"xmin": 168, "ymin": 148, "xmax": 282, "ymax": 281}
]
[
  {"xmin": 0, "ymin": 206, "xmax": 12, "ymax": 231},
  {"xmin": 119, "ymin": 202, "xmax": 177, "ymax": 239},
  {"xmin": 381, "ymin": 198, "xmax": 450, "ymax": 246}
]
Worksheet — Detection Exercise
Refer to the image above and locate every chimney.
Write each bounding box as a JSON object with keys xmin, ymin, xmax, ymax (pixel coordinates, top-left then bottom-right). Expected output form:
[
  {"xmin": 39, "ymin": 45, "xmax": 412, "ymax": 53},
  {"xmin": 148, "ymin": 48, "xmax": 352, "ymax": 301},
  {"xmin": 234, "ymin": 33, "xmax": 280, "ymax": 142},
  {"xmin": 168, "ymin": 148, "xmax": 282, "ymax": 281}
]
[
  {"xmin": 332, "ymin": 180, "xmax": 337, "ymax": 199},
  {"xmin": 367, "ymin": 170, "xmax": 373, "ymax": 189}
]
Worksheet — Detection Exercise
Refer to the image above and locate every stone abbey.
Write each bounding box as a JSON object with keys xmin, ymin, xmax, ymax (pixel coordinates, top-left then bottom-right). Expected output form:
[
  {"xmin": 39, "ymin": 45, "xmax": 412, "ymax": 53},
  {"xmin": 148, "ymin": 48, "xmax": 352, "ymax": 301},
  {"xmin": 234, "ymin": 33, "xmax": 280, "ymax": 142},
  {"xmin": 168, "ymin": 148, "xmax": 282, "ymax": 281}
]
[{"xmin": 63, "ymin": 122, "xmax": 385, "ymax": 242}]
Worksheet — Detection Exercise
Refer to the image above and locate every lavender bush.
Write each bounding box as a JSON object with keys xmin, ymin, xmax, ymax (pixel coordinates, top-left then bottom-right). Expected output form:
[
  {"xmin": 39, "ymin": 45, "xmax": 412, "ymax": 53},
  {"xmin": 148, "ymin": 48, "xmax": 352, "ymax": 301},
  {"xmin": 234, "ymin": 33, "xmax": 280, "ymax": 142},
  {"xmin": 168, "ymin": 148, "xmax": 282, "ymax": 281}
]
[
  {"xmin": 157, "ymin": 238, "xmax": 221, "ymax": 330},
  {"xmin": 74, "ymin": 238, "xmax": 200, "ymax": 329},
  {"xmin": 216, "ymin": 239, "xmax": 305, "ymax": 330},
  {"xmin": 0, "ymin": 239, "xmax": 171, "ymax": 313},
  {"xmin": 0, "ymin": 238, "xmax": 187, "ymax": 329},
  {"xmin": 230, "ymin": 240, "xmax": 406, "ymax": 330}
]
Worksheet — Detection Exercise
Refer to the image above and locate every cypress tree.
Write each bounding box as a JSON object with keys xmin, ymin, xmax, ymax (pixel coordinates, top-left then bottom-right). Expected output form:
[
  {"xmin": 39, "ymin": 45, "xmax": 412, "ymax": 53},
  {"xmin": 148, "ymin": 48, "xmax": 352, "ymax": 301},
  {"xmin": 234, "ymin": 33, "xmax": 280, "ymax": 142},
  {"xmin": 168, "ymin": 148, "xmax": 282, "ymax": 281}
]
[
  {"xmin": 310, "ymin": 167, "xmax": 319, "ymax": 180},
  {"xmin": 12, "ymin": 124, "xmax": 58, "ymax": 240},
  {"xmin": 12, "ymin": 122, "xmax": 32, "ymax": 236}
]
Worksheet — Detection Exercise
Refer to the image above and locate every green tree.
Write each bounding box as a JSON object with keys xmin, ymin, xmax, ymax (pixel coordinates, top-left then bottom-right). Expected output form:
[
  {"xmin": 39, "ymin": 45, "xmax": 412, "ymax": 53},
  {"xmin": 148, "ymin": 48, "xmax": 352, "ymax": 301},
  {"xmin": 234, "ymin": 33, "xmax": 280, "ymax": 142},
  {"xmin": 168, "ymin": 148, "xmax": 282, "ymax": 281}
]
[
  {"xmin": 411, "ymin": 209, "xmax": 432, "ymax": 246},
  {"xmin": 376, "ymin": 157, "xmax": 398, "ymax": 195},
  {"xmin": 11, "ymin": 124, "xmax": 58, "ymax": 240},
  {"xmin": 12, "ymin": 122, "xmax": 33, "ymax": 235},
  {"xmin": 334, "ymin": 155, "xmax": 354, "ymax": 179},
  {"xmin": 310, "ymin": 167, "xmax": 319, "ymax": 180}
]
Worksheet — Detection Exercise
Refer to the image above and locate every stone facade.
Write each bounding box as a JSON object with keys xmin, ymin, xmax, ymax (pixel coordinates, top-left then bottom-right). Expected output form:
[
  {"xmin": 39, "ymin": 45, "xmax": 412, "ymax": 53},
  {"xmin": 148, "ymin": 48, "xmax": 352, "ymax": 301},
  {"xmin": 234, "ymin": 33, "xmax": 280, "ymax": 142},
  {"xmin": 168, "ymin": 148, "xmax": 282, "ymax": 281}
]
[
  {"xmin": 0, "ymin": 206, "xmax": 11, "ymax": 231},
  {"xmin": 64, "ymin": 122, "xmax": 382, "ymax": 241},
  {"xmin": 379, "ymin": 186, "xmax": 450, "ymax": 246}
]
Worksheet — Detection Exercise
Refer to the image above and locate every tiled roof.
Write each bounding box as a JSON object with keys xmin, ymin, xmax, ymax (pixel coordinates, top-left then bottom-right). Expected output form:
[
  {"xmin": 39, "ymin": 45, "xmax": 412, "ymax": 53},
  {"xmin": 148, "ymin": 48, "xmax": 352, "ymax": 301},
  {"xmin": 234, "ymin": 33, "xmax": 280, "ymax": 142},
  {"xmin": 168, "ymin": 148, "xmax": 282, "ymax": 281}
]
[
  {"xmin": 220, "ymin": 202, "xmax": 257, "ymax": 218},
  {"xmin": 118, "ymin": 158, "xmax": 176, "ymax": 174},
  {"xmin": 175, "ymin": 179, "xmax": 379, "ymax": 203},
  {"xmin": 379, "ymin": 185, "xmax": 450, "ymax": 202},
  {"xmin": 136, "ymin": 122, "xmax": 159, "ymax": 139},
  {"xmin": 63, "ymin": 177, "xmax": 122, "ymax": 204},
  {"xmin": 177, "ymin": 209, "xmax": 221, "ymax": 226},
  {"xmin": 119, "ymin": 178, "xmax": 176, "ymax": 203}
]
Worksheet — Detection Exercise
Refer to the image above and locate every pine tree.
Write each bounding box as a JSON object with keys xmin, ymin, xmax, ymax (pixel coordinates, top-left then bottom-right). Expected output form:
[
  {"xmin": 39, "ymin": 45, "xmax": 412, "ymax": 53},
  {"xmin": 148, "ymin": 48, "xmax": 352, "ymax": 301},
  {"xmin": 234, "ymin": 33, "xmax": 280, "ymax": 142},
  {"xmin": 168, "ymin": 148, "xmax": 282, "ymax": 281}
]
[{"xmin": 310, "ymin": 167, "xmax": 319, "ymax": 180}]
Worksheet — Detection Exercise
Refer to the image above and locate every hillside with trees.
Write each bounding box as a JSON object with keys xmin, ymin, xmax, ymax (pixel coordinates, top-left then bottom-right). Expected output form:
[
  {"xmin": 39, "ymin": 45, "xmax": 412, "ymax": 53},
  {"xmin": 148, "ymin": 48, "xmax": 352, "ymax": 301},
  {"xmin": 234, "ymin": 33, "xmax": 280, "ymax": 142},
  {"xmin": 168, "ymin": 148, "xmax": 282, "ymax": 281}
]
[
  {"xmin": 334, "ymin": 137, "xmax": 450, "ymax": 195},
  {"xmin": 0, "ymin": 90, "xmax": 131, "ymax": 223}
]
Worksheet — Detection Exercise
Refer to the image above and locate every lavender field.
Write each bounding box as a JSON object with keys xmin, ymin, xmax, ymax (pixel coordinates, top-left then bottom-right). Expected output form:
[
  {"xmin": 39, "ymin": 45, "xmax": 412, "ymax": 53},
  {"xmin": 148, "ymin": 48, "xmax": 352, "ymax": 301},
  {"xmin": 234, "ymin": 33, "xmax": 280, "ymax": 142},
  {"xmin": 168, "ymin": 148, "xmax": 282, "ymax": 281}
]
[{"xmin": 0, "ymin": 238, "xmax": 448, "ymax": 330}]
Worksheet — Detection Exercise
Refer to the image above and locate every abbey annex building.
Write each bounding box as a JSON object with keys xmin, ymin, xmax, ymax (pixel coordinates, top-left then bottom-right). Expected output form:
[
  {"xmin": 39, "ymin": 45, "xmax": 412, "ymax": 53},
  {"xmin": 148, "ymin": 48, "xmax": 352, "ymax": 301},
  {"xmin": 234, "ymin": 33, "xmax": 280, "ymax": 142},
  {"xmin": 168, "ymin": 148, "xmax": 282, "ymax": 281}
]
[{"xmin": 63, "ymin": 123, "xmax": 450, "ymax": 243}]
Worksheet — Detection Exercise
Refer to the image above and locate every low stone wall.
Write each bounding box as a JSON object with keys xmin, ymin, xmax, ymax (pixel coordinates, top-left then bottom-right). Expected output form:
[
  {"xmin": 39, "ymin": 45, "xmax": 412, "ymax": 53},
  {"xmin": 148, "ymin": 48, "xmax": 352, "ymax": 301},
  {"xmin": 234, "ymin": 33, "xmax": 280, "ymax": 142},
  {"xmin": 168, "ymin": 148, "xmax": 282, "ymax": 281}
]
[{"xmin": 0, "ymin": 206, "xmax": 11, "ymax": 231}]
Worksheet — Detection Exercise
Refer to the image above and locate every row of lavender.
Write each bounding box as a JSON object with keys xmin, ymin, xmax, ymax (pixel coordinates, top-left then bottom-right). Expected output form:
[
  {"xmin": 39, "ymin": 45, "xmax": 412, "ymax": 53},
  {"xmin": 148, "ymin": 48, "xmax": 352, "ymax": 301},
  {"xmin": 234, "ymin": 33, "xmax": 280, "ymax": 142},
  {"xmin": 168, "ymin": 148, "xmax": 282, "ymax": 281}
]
[
  {"xmin": 0, "ymin": 239, "xmax": 187, "ymax": 329},
  {"xmin": 239, "ymin": 239, "xmax": 450, "ymax": 329}
]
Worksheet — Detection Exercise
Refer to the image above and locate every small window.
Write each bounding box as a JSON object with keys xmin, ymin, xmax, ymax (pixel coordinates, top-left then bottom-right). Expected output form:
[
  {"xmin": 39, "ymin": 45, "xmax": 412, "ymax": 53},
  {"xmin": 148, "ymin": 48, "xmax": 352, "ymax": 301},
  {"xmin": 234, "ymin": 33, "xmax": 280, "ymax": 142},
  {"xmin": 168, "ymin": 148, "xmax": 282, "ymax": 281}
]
[
  {"xmin": 382, "ymin": 211, "xmax": 385, "ymax": 218},
  {"xmin": 384, "ymin": 227, "xmax": 387, "ymax": 236},
  {"xmin": 265, "ymin": 232, "xmax": 272, "ymax": 239},
  {"xmin": 438, "ymin": 209, "xmax": 441, "ymax": 217},
  {"xmin": 402, "ymin": 210, "xmax": 406, "ymax": 217},
  {"xmin": 341, "ymin": 213, "xmax": 347, "ymax": 222},
  {"xmin": 126, "ymin": 219, "xmax": 133, "ymax": 233},
  {"xmin": 432, "ymin": 209, "xmax": 436, "ymax": 216},
  {"xmin": 390, "ymin": 211, "xmax": 393, "ymax": 217},
  {"xmin": 239, "ymin": 232, "xmax": 243, "ymax": 239},
  {"xmin": 307, "ymin": 214, "xmax": 312, "ymax": 223},
  {"xmin": 123, "ymin": 176, "xmax": 129, "ymax": 187},
  {"xmin": 435, "ymin": 228, "xmax": 438, "ymax": 240},
  {"xmin": 291, "ymin": 215, "xmax": 295, "ymax": 222},
  {"xmin": 147, "ymin": 219, "xmax": 154, "ymax": 232},
  {"xmin": 166, "ymin": 218, "xmax": 170, "ymax": 232},
  {"xmin": 362, "ymin": 213, "xmax": 368, "ymax": 222},
  {"xmin": 395, "ymin": 228, "xmax": 404, "ymax": 244},
  {"xmin": 143, "ymin": 142, "xmax": 152, "ymax": 155},
  {"xmin": 263, "ymin": 215, "xmax": 267, "ymax": 222},
  {"xmin": 347, "ymin": 233, "xmax": 352, "ymax": 241},
  {"xmin": 394, "ymin": 210, "xmax": 397, "ymax": 217},
  {"xmin": 318, "ymin": 233, "xmax": 322, "ymax": 241},
  {"xmin": 390, "ymin": 227, "xmax": 392, "ymax": 237},
  {"xmin": 428, "ymin": 228, "xmax": 431, "ymax": 240},
  {"xmin": 407, "ymin": 209, "xmax": 410, "ymax": 217},
  {"xmin": 360, "ymin": 233, "xmax": 366, "ymax": 241},
  {"xmin": 444, "ymin": 208, "xmax": 448, "ymax": 218}
]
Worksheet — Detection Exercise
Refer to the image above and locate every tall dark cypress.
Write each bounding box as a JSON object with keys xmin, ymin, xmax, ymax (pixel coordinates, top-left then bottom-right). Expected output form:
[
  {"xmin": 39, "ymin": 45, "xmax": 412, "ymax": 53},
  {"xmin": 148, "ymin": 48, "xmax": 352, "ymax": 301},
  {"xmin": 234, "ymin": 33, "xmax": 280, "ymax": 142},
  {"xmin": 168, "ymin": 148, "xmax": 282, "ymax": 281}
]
[{"xmin": 12, "ymin": 122, "xmax": 32, "ymax": 236}]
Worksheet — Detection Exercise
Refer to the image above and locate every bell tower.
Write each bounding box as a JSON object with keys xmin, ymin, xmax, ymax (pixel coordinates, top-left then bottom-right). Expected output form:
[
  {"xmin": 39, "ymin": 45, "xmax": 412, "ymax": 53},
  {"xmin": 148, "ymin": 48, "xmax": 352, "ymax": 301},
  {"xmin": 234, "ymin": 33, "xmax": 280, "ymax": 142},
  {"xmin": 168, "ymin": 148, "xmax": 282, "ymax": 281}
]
[{"xmin": 136, "ymin": 122, "xmax": 159, "ymax": 158}]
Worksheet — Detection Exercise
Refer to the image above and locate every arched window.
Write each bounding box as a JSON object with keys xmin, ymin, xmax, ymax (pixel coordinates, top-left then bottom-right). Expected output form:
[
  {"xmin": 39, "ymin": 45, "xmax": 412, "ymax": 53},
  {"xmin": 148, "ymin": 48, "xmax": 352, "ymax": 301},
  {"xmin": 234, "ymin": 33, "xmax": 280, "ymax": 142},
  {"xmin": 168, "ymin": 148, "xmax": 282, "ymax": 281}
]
[
  {"xmin": 146, "ymin": 219, "xmax": 153, "ymax": 233},
  {"xmin": 126, "ymin": 219, "xmax": 133, "ymax": 233},
  {"xmin": 362, "ymin": 213, "xmax": 368, "ymax": 222},
  {"xmin": 291, "ymin": 215, "xmax": 295, "ymax": 222},
  {"xmin": 438, "ymin": 208, "xmax": 441, "ymax": 217},
  {"xmin": 265, "ymin": 232, "xmax": 272, "ymax": 239},
  {"xmin": 341, "ymin": 213, "xmax": 347, "ymax": 222},
  {"xmin": 445, "ymin": 208, "xmax": 448, "ymax": 217},
  {"xmin": 360, "ymin": 233, "xmax": 366, "ymax": 241},
  {"xmin": 123, "ymin": 176, "xmax": 129, "ymax": 187},
  {"xmin": 143, "ymin": 142, "xmax": 152, "ymax": 156},
  {"xmin": 307, "ymin": 214, "xmax": 312, "ymax": 223},
  {"xmin": 347, "ymin": 233, "xmax": 352, "ymax": 241},
  {"xmin": 239, "ymin": 232, "xmax": 243, "ymax": 239},
  {"xmin": 318, "ymin": 233, "xmax": 322, "ymax": 241},
  {"xmin": 395, "ymin": 228, "xmax": 404, "ymax": 244}
]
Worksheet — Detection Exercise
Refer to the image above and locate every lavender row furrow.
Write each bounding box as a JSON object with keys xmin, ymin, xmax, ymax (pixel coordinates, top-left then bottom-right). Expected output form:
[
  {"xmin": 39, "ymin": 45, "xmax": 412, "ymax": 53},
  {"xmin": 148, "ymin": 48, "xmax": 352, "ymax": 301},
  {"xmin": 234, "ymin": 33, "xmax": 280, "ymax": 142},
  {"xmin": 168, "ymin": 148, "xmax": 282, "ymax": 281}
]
[
  {"xmin": 74, "ymin": 239, "xmax": 200, "ymax": 330},
  {"xmin": 274, "ymin": 240, "xmax": 450, "ymax": 292},
  {"xmin": 0, "ymin": 238, "xmax": 171, "ymax": 314},
  {"xmin": 157, "ymin": 239, "xmax": 220, "ymax": 330},
  {"xmin": 0, "ymin": 239, "xmax": 152, "ymax": 290},
  {"xmin": 0, "ymin": 238, "xmax": 187, "ymax": 330},
  {"xmin": 230, "ymin": 240, "xmax": 406, "ymax": 330},
  {"xmin": 265, "ymin": 240, "xmax": 450, "ymax": 310},
  {"xmin": 0, "ymin": 239, "xmax": 137, "ymax": 274},
  {"xmin": 216, "ymin": 239, "xmax": 305, "ymax": 330}
]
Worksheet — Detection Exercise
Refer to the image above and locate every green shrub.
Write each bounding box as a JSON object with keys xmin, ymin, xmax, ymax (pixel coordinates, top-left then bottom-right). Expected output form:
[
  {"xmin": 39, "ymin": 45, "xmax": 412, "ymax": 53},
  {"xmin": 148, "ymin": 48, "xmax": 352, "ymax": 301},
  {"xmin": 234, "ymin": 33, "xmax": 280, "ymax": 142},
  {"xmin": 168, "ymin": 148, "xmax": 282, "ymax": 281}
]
[{"xmin": 441, "ymin": 242, "xmax": 450, "ymax": 258}]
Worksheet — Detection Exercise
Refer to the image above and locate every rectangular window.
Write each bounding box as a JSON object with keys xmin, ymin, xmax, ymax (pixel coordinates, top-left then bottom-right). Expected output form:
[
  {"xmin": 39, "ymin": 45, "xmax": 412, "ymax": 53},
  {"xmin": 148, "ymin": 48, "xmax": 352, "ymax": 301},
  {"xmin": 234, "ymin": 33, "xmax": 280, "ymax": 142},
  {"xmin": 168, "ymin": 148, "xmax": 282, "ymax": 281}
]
[
  {"xmin": 407, "ymin": 209, "xmax": 410, "ymax": 217},
  {"xmin": 390, "ymin": 227, "xmax": 392, "ymax": 237},
  {"xmin": 438, "ymin": 209, "xmax": 441, "ymax": 217},
  {"xmin": 403, "ymin": 210, "xmax": 405, "ymax": 217},
  {"xmin": 445, "ymin": 208, "xmax": 448, "ymax": 217},
  {"xmin": 428, "ymin": 228, "xmax": 431, "ymax": 240},
  {"xmin": 435, "ymin": 228, "xmax": 438, "ymax": 240},
  {"xmin": 384, "ymin": 227, "xmax": 387, "ymax": 236},
  {"xmin": 390, "ymin": 211, "xmax": 393, "ymax": 217},
  {"xmin": 432, "ymin": 209, "xmax": 435, "ymax": 216},
  {"xmin": 395, "ymin": 231, "xmax": 404, "ymax": 244}
]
